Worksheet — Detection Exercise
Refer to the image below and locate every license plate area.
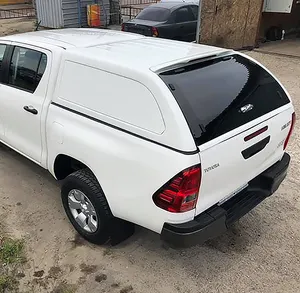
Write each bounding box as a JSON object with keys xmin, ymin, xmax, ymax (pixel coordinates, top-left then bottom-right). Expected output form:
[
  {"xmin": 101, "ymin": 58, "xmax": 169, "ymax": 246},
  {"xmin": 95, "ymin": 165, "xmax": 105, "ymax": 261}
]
[
  {"xmin": 250, "ymin": 153, "xmax": 290, "ymax": 194},
  {"xmin": 218, "ymin": 184, "xmax": 249, "ymax": 206}
]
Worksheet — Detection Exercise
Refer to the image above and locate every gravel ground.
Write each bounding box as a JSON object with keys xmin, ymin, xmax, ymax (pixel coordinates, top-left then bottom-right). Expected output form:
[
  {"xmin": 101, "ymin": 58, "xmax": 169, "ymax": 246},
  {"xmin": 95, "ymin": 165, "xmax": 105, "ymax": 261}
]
[{"xmin": 0, "ymin": 51, "xmax": 299, "ymax": 293}]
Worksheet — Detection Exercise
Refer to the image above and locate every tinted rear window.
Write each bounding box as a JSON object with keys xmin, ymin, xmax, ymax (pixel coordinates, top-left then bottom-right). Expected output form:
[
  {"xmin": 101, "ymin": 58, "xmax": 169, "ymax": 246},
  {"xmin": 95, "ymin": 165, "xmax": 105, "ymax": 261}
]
[
  {"xmin": 159, "ymin": 54, "xmax": 290, "ymax": 145},
  {"xmin": 136, "ymin": 7, "xmax": 170, "ymax": 21}
]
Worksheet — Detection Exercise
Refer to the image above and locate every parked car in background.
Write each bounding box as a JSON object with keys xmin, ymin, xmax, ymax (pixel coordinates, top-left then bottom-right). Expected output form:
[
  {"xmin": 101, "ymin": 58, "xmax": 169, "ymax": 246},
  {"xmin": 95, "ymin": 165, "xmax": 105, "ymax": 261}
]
[{"xmin": 121, "ymin": 2, "xmax": 198, "ymax": 42}]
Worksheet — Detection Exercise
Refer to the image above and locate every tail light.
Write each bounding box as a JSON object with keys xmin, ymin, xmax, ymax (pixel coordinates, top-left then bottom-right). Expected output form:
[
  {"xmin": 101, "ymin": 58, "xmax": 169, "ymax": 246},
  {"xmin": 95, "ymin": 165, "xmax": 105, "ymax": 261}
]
[
  {"xmin": 153, "ymin": 165, "xmax": 201, "ymax": 213},
  {"xmin": 121, "ymin": 23, "xmax": 125, "ymax": 31},
  {"xmin": 284, "ymin": 112, "xmax": 296, "ymax": 150},
  {"xmin": 151, "ymin": 27, "xmax": 159, "ymax": 37}
]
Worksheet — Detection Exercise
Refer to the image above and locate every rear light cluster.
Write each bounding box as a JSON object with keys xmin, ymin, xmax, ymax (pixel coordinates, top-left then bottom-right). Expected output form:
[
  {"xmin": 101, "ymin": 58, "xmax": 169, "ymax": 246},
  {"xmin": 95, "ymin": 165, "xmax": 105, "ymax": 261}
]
[
  {"xmin": 284, "ymin": 112, "xmax": 296, "ymax": 150},
  {"xmin": 153, "ymin": 165, "xmax": 201, "ymax": 213},
  {"xmin": 151, "ymin": 27, "xmax": 159, "ymax": 37},
  {"xmin": 121, "ymin": 23, "xmax": 125, "ymax": 31}
]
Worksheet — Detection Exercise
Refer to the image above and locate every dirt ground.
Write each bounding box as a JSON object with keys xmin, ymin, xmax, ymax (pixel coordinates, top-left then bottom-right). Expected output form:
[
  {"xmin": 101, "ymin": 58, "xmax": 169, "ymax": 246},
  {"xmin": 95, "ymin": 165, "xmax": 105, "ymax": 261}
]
[
  {"xmin": 0, "ymin": 27, "xmax": 300, "ymax": 292},
  {"xmin": 0, "ymin": 18, "xmax": 35, "ymax": 36},
  {"xmin": 255, "ymin": 39, "xmax": 300, "ymax": 59}
]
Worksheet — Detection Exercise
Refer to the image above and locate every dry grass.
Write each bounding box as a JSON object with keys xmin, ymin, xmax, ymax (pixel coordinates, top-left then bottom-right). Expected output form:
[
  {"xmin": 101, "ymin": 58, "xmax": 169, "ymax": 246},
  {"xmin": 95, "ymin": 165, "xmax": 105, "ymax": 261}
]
[
  {"xmin": 0, "ymin": 237, "xmax": 26, "ymax": 292},
  {"xmin": 0, "ymin": 238, "xmax": 25, "ymax": 264}
]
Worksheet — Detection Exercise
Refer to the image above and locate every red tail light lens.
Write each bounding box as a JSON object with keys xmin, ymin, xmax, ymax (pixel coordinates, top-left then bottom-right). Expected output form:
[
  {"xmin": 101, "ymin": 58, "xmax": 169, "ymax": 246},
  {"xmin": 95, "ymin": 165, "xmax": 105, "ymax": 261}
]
[
  {"xmin": 153, "ymin": 165, "xmax": 201, "ymax": 213},
  {"xmin": 284, "ymin": 112, "xmax": 296, "ymax": 150},
  {"xmin": 151, "ymin": 27, "xmax": 159, "ymax": 37},
  {"xmin": 121, "ymin": 23, "xmax": 125, "ymax": 31}
]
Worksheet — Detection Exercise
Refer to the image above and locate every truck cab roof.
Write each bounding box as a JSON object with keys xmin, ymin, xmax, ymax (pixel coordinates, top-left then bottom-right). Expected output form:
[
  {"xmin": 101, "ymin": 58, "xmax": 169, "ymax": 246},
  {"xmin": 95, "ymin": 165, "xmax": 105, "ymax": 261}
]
[
  {"xmin": 0, "ymin": 28, "xmax": 228, "ymax": 72},
  {"xmin": 0, "ymin": 28, "xmax": 144, "ymax": 49}
]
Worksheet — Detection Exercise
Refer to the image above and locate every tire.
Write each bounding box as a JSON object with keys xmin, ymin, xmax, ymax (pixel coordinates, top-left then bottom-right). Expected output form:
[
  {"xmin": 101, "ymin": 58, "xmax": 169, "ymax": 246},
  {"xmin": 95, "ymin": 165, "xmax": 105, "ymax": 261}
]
[
  {"xmin": 266, "ymin": 26, "xmax": 283, "ymax": 41},
  {"xmin": 61, "ymin": 168, "xmax": 112, "ymax": 244}
]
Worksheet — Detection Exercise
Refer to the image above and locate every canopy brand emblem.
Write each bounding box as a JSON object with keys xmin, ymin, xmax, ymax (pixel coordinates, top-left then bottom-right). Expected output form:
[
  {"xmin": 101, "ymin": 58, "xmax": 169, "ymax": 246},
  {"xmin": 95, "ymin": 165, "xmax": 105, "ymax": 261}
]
[{"xmin": 240, "ymin": 104, "xmax": 254, "ymax": 113}]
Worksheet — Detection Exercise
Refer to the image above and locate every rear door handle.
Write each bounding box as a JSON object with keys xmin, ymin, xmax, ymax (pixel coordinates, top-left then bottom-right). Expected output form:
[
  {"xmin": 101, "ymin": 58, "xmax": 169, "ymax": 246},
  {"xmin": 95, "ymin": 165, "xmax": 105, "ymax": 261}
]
[
  {"xmin": 23, "ymin": 105, "xmax": 38, "ymax": 115},
  {"xmin": 242, "ymin": 136, "xmax": 270, "ymax": 159}
]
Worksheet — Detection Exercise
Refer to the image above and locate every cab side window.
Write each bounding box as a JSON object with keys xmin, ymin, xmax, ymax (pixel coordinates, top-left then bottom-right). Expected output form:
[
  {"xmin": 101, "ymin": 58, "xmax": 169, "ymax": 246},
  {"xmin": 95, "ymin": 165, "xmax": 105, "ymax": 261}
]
[{"xmin": 8, "ymin": 46, "xmax": 47, "ymax": 93}]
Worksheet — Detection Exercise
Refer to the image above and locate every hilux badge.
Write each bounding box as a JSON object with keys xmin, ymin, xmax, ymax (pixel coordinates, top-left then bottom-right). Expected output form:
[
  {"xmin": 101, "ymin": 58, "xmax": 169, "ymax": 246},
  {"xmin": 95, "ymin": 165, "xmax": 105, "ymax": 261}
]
[{"xmin": 240, "ymin": 104, "xmax": 254, "ymax": 113}]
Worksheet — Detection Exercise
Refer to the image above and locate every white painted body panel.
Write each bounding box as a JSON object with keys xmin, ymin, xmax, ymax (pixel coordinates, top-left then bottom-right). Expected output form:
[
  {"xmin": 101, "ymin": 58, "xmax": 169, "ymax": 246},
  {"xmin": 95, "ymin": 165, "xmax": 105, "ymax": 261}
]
[
  {"xmin": 196, "ymin": 105, "xmax": 293, "ymax": 215},
  {"xmin": 0, "ymin": 44, "xmax": 52, "ymax": 163},
  {"xmin": 0, "ymin": 29, "xmax": 294, "ymax": 234},
  {"xmin": 46, "ymin": 105, "xmax": 200, "ymax": 232}
]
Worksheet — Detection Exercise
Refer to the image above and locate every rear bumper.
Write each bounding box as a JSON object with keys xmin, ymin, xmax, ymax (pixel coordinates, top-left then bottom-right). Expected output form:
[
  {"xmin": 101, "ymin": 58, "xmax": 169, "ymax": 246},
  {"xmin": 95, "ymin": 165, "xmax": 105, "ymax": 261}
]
[{"xmin": 161, "ymin": 153, "xmax": 290, "ymax": 248}]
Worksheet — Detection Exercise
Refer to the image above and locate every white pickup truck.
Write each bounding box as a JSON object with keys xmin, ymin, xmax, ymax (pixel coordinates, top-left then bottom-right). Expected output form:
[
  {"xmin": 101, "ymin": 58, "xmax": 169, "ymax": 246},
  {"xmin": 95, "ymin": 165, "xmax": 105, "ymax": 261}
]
[{"xmin": 0, "ymin": 29, "xmax": 295, "ymax": 247}]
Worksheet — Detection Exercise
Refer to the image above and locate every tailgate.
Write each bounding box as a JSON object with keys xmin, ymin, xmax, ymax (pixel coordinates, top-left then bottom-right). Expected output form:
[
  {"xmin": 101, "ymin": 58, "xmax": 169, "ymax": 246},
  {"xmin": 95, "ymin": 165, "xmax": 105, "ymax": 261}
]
[{"xmin": 196, "ymin": 106, "xmax": 293, "ymax": 215}]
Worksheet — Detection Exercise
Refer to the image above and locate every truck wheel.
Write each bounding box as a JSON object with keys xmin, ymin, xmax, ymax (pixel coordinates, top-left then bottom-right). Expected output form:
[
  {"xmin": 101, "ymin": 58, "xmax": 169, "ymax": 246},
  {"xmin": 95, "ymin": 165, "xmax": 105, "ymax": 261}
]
[{"xmin": 61, "ymin": 169, "xmax": 112, "ymax": 244}]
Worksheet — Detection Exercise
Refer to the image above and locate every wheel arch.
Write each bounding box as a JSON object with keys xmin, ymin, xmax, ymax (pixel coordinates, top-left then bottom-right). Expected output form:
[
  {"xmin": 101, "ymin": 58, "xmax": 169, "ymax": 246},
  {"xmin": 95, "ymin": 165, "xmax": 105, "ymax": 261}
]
[
  {"xmin": 53, "ymin": 153, "xmax": 97, "ymax": 181},
  {"xmin": 56, "ymin": 155, "xmax": 135, "ymax": 244}
]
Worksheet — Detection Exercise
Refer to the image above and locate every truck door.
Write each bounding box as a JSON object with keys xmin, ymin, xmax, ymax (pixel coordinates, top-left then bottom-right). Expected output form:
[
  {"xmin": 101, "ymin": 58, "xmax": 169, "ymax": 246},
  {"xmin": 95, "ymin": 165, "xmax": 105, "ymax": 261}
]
[
  {"xmin": 0, "ymin": 43, "xmax": 9, "ymax": 140},
  {"xmin": 0, "ymin": 44, "xmax": 50, "ymax": 163}
]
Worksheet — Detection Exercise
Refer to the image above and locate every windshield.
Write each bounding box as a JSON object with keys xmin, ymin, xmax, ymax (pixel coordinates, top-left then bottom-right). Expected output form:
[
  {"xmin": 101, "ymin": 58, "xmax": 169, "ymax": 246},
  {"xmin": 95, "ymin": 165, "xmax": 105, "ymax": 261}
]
[
  {"xmin": 136, "ymin": 7, "xmax": 170, "ymax": 22},
  {"xmin": 159, "ymin": 54, "xmax": 290, "ymax": 145}
]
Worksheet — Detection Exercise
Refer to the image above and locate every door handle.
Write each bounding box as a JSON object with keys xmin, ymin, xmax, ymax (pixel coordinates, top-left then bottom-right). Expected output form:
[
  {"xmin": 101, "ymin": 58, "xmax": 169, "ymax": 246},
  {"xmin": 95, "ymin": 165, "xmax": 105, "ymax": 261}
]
[
  {"xmin": 23, "ymin": 105, "xmax": 38, "ymax": 115},
  {"xmin": 241, "ymin": 136, "xmax": 270, "ymax": 159}
]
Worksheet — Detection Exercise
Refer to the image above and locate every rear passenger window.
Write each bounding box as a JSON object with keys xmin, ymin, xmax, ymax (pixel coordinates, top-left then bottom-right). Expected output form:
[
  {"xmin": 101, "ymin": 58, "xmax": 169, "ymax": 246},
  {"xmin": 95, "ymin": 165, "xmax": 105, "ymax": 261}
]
[
  {"xmin": 190, "ymin": 5, "xmax": 198, "ymax": 19},
  {"xmin": 174, "ymin": 7, "xmax": 194, "ymax": 23},
  {"xmin": 8, "ymin": 47, "xmax": 47, "ymax": 93},
  {"xmin": 36, "ymin": 53, "xmax": 47, "ymax": 84},
  {"xmin": 0, "ymin": 44, "xmax": 7, "ymax": 71},
  {"xmin": 136, "ymin": 7, "xmax": 170, "ymax": 22}
]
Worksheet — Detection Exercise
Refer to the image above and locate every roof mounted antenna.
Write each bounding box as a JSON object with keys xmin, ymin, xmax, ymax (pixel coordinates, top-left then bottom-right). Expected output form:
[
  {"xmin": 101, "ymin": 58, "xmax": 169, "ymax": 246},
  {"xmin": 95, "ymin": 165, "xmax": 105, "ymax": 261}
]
[{"xmin": 35, "ymin": 20, "xmax": 41, "ymax": 31}]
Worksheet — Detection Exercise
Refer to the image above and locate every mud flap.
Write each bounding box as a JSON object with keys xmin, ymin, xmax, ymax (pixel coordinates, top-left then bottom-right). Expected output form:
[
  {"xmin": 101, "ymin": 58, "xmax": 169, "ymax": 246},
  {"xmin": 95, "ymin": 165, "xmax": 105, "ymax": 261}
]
[{"xmin": 109, "ymin": 217, "xmax": 135, "ymax": 246}]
